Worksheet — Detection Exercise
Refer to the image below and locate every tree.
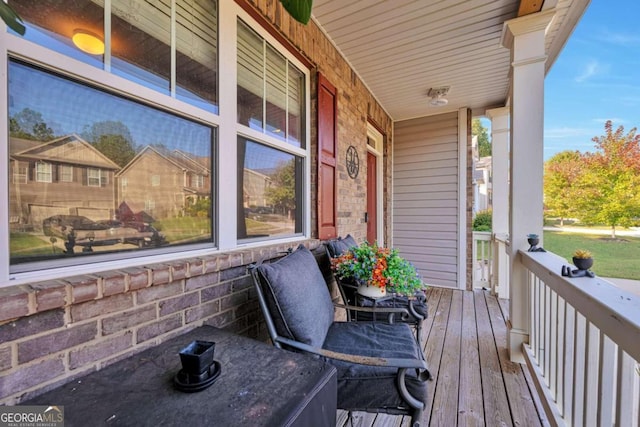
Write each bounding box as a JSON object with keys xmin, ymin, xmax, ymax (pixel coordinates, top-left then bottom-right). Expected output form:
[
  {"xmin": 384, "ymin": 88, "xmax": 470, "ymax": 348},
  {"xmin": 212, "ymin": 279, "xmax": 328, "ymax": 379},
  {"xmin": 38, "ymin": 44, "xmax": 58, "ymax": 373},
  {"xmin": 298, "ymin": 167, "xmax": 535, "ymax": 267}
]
[
  {"xmin": 576, "ymin": 121, "xmax": 640, "ymax": 238},
  {"xmin": 544, "ymin": 150, "xmax": 584, "ymax": 226},
  {"xmin": 9, "ymin": 108, "xmax": 55, "ymax": 141},
  {"xmin": 472, "ymin": 118, "xmax": 491, "ymax": 157},
  {"xmin": 265, "ymin": 159, "xmax": 296, "ymax": 216},
  {"xmin": 82, "ymin": 121, "xmax": 137, "ymax": 167}
]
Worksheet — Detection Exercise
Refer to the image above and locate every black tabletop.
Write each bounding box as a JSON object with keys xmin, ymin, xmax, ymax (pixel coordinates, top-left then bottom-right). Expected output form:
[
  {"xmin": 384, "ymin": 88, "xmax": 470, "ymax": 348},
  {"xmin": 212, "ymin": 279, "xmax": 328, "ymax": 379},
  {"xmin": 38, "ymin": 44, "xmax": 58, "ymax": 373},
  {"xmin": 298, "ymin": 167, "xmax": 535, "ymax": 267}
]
[{"xmin": 25, "ymin": 326, "xmax": 337, "ymax": 426}]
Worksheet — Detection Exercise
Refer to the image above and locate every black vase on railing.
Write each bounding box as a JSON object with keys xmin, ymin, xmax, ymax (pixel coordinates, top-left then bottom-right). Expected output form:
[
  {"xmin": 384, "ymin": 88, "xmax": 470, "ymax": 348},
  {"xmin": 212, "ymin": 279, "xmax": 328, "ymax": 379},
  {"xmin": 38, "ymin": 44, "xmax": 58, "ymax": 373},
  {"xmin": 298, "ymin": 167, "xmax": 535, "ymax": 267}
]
[
  {"xmin": 527, "ymin": 234, "xmax": 540, "ymax": 251},
  {"xmin": 572, "ymin": 256, "xmax": 593, "ymax": 271}
]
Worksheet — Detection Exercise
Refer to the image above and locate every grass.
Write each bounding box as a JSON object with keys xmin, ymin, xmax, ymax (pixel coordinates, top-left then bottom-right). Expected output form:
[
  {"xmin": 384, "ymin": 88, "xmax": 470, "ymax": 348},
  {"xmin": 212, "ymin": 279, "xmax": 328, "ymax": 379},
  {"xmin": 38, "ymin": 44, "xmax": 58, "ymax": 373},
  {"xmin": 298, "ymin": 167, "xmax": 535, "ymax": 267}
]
[
  {"xmin": 10, "ymin": 233, "xmax": 63, "ymax": 256},
  {"xmin": 155, "ymin": 217, "xmax": 211, "ymax": 243},
  {"xmin": 543, "ymin": 230, "xmax": 640, "ymax": 280}
]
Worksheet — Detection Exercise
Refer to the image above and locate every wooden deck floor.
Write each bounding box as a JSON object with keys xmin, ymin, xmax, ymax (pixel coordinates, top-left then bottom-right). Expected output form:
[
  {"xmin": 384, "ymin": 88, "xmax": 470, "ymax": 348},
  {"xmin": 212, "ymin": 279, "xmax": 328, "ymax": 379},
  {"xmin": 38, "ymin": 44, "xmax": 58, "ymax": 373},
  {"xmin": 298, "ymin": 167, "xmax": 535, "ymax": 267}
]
[{"xmin": 337, "ymin": 288, "xmax": 548, "ymax": 427}]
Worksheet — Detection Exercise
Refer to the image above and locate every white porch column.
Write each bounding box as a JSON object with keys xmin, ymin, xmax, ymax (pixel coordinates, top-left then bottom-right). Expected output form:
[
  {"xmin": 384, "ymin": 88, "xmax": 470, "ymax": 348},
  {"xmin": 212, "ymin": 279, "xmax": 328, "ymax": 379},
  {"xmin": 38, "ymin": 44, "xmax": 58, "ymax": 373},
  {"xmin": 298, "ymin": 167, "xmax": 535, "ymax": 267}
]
[
  {"xmin": 501, "ymin": 9, "xmax": 554, "ymax": 362},
  {"xmin": 486, "ymin": 107, "xmax": 510, "ymax": 299}
]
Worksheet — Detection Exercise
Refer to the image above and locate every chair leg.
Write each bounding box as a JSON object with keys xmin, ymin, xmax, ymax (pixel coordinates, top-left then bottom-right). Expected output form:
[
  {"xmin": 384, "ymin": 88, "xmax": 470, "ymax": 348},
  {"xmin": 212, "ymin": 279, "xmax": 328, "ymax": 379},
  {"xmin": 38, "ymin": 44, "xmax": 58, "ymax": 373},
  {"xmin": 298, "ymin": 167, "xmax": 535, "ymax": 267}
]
[{"xmin": 410, "ymin": 408, "xmax": 424, "ymax": 427}]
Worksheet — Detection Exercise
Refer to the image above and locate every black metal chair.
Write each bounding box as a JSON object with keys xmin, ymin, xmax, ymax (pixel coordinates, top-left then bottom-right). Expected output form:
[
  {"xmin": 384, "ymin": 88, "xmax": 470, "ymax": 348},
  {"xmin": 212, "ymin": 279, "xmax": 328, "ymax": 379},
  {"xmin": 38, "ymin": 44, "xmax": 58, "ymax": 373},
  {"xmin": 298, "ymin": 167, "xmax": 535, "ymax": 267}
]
[
  {"xmin": 250, "ymin": 245, "xmax": 431, "ymax": 426},
  {"xmin": 326, "ymin": 236, "xmax": 428, "ymax": 344}
]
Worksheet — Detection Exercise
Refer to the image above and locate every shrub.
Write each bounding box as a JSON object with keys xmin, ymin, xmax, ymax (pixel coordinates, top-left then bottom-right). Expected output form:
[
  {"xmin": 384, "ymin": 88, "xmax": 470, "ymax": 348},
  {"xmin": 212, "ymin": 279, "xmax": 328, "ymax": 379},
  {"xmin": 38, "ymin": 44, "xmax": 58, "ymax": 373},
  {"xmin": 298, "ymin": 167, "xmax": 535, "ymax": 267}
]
[{"xmin": 473, "ymin": 209, "xmax": 492, "ymax": 231}]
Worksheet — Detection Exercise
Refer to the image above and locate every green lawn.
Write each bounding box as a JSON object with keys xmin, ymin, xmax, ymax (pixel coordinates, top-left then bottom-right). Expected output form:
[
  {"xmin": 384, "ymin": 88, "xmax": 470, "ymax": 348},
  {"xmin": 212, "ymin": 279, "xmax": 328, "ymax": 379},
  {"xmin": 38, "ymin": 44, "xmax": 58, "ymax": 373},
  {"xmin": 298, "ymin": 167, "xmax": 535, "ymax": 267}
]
[
  {"xmin": 10, "ymin": 233, "xmax": 63, "ymax": 256},
  {"xmin": 154, "ymin": 217, "xmax": 211, "ymax": 243},
  {"xmin": 543, "ymin": 231, "xmax": 640, "ymax": 280}
]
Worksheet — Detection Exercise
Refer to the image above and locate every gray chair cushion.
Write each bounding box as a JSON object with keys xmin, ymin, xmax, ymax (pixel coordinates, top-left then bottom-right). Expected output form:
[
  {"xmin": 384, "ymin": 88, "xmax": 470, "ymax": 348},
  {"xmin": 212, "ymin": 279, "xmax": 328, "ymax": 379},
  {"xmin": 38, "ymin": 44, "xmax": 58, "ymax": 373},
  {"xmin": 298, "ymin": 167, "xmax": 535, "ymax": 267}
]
[
  {"xmin": 327, "ymin": 234, "xmax": 358, "ymax": 258},
  {"xmin": 257, "ymin": 245, "xmax": 335, "ymax": 348},
  {"xmin": 341, "ymin": 234, "xmax": 357, "ymax": 248},
  {"xmin": 322, "ymin": 322, "xmax": 427, "ymax": 413}
]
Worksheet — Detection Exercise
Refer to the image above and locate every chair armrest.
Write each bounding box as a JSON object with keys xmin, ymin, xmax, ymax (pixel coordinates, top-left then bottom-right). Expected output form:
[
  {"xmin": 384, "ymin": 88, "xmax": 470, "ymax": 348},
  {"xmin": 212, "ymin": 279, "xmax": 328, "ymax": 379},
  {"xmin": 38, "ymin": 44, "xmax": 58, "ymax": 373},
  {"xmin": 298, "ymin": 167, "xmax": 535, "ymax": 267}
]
[
  {"xmin": 274, "ymin": 336, "xmax": 428, "ymax": 370},
  {"xmin": 332, "ymin": 302, "xmax": 410, "ymax": 316}
]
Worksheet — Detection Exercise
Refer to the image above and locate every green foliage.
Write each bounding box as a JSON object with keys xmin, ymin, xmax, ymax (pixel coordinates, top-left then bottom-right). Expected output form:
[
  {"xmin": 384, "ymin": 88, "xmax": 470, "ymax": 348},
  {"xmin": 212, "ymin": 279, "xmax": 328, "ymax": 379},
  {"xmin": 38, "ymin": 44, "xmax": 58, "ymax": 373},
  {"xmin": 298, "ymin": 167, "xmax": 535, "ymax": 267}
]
[
  {"xmin": 331, "ymin": 242, "xmax": 424, "ymax": 296},
  {"xmin": 185, "ymin": 198, "xmax": 211, "ymax": 218},
  {"xmin": 0, "ymin": 2, "xmax": 25, "ymax": 35},
  {"xmin": 9, "ymin": 108, "xmax": 55, "ymax": 141},
  {"xmin": 279, "ymin": 0, "xmax": 313, "ymax": 24},
  {"xmin": 83, "ymin": 121, "xmax": 137, "ymax": 167},
  {"xmin": 473, "ymin": 209, "xmax": 492, "ymax": 231},
  {"xmin": 472, "ymin": 118, "xmax": 491, "ymax": 157},
  {"xmin": 544, "ymin": 150, "xmax": 583, "ymax": 225},
  {"xmin": 265, "ymin": 159, "xmax": 296, "ymax": 213},
  {"xmin": 574, "ymin": 121, "xmax": 640, "ymax": 238}
]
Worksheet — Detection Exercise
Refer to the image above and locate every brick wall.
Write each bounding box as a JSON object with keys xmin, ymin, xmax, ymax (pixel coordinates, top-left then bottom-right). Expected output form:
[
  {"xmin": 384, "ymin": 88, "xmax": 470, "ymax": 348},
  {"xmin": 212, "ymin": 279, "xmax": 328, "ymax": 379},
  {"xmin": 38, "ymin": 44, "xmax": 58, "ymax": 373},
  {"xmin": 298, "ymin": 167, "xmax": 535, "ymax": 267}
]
[
  {"xmin": 0, "ymin": 1, "xmax": 395, "ymax": 405},
  {"xmin": 0, "ymin": 240, "xmax": 325, "ymax": 404}
]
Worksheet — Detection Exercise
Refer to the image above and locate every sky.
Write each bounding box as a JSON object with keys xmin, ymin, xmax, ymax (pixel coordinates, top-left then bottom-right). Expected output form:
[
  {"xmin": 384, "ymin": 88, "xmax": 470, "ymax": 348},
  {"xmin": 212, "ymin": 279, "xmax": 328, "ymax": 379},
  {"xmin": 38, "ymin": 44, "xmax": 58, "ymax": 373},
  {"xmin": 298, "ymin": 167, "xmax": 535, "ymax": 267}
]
[{"xmin": 543, "ymin": 0, "xmax": 640, "ymax": 159}]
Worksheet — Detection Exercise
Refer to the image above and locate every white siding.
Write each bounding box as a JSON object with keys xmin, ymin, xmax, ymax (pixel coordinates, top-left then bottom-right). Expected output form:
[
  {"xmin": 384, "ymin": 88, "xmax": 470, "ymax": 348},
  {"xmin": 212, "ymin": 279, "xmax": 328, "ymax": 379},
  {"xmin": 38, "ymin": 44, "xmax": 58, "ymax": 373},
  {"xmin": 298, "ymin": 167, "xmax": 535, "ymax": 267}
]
[{"xmin": 393, "ymin": 112, "xmax": 459, "ymax": 288}]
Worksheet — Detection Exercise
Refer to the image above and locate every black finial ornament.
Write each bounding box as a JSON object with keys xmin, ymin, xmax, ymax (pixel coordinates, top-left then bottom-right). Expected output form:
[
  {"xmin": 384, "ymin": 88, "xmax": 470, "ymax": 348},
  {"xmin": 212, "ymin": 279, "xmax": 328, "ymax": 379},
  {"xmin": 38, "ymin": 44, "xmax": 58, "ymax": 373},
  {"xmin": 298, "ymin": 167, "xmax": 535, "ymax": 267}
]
[{"xmin": 346, "ymin": 145, "xmax": 359, "ymax": 179}]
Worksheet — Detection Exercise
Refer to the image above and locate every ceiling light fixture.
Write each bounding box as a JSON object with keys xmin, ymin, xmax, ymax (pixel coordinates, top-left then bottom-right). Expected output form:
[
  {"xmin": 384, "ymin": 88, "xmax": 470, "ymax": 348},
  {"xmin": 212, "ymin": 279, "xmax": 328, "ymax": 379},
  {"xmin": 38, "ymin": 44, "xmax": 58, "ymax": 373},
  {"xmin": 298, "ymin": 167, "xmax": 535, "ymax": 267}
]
[
  {"xmin": 72, "ymin": 29, "xmax": 105, "ymax": 55},
  {"xmin": 428, "ymin": 86, "xmax": 450, "ymax": 107}
]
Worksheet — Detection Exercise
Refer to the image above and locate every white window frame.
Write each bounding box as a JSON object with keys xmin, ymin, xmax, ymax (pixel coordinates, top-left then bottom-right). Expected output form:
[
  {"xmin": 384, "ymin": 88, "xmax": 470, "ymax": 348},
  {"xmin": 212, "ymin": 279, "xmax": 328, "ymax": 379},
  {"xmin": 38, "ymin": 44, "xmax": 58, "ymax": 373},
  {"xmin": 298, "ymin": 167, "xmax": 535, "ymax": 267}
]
[
  {"xmin": 1, "ymin": 1, "xmax": 310, "ymax": 286},
  {"xmin": 193, "ymin": 174, "xmax": 204, "ymax": 188},
  {"xmin": 60, "ymin": 165, "xmax": 73, "ymax": 182},
  {"xmin": 151, "ymin": 174, "xmax": 161, "ymax": 187},
  {"xmin": 35, "ymin": 161, "xmax": 52, "ymax": 183},
  {"xmin": 13, "ymin": 161, "xmax": 27, "ymax": 184},
  {"xmin": 87, "ymin": 167, "xmax": 101, "ymax": 187}
]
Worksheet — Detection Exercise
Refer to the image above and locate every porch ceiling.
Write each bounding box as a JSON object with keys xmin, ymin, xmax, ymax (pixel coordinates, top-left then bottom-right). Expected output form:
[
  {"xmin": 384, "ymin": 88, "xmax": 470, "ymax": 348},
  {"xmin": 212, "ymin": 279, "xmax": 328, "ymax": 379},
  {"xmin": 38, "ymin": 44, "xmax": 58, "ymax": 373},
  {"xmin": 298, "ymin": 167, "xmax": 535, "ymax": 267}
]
[{"xmin": 311, "ymin": 0, "xmax": 589, "ymax": 121}]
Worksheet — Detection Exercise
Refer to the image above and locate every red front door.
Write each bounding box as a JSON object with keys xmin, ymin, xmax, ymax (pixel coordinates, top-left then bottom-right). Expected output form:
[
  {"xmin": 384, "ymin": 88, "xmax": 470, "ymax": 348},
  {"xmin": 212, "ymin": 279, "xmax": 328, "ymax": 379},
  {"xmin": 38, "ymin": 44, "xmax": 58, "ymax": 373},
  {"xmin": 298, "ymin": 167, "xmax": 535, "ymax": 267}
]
[{"xmin": 366, "ymin": 152, "xmax": 377, "ymax": 244}]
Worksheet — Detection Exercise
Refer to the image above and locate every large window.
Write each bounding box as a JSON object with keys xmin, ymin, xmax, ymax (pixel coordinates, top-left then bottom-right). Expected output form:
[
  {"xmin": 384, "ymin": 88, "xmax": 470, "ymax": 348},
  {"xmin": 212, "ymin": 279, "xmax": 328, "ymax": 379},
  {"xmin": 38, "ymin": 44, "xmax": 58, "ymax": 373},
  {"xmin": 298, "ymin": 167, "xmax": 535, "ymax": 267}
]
[
  {"xmin": 2, "ymin": 2, "xmax": 309, "ymax": 281},
  {"xmin": 236, "ymin": 19, "xmax": 307, "ymax": 242},
  {"xmin": 8, "ymin": 60, "xmax": 215, "ymax": 269}
]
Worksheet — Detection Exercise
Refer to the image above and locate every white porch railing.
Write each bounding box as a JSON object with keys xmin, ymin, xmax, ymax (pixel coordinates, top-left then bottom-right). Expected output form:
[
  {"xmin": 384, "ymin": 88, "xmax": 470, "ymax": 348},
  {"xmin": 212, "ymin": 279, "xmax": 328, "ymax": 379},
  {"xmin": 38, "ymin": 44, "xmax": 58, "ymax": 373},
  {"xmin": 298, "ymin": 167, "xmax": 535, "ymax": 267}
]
[
  {"xmin": 472, "ymin": 231, "xmax": 492, "ymax": 289},
  {"xmin": 519, "ymin": 250, "xmax": 640, "ymax": 426}
]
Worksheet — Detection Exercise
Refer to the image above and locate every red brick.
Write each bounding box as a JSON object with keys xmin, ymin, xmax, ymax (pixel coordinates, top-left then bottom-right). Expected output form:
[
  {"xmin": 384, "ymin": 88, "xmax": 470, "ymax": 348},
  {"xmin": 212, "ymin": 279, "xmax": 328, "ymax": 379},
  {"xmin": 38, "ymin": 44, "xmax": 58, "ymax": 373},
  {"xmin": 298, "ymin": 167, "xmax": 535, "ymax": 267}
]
[
  {"xmin": 0, "ymin": 357, "xmax": 65, "ymax": 400},
  {"xmin": 30, "ymin": 281, "xmax": 67, "ymax": 312},
  {"xmin": 136, "ymin": 314, "xmax": 182, "ymax": 343},
  {"xmin": 0, "ymin": 347, "xmax": 11, "ymax": 372},
  {"xmin": 229, "ymin": 252, "xmax": 243, "ymax": 267},
  {"xmin": 0, "ymin": 309, "xmax": 65, "ymax": 342},
  {"xmin": 66, "ymin": 275, "xmax": 99, "ymax": 303},
  {"xmin": 204, "ymin": 257, "xmax": 218, "ymax": 273},
  {"xmin": 187, "ymin": 259, "xmax": 204, "ymax": 276},
  {"xmin": 71, "ymin": 293, "xmax": 134, "ymax": 322},
  {"xmin": 18, "ymin": 322, "xmax": 97, "ymax": 364},
  {"xmin": 185, "ymin": 301, "xmax": 220, "ymax": 324},
  {"xmin": 159, "ymin": 293, "xmax": 199, "ymax": 317},
  {"xmin": 121, "ymin": 267, "xmax": 149, "ymax": 290},
  {"xmin": 0, "ymin": 286, "xmax": 30, "ymax": 322},
  {"xmin": 69, "ymin": 332, "xmax": 133, "ymax": 370},
  {"xmin": 102, "ymin": 305, "xmax": 157, "ymax": 336},
  {"xmin": 169, "ymin": 261, "xmax": 188, "ymax": 281},
  {"xmin": 185, "ymin": 272, "xmax": 219, "ymax": 291},
  {"xmin": 101, "ymin": 273, "xmax": 126, "ymax": 296},
  {"xmin": 147, "ymin": 264, "xmax": 170, "ymax": 285},
  {"xmin": 136, "ymin": 281, "xmax": 182, "ymax": 304},
  {"xmin": 216, "ymin": 254, "xmax": 231, "ymax": 271},
  {"xmin": 204, "ymin": 310, "xmax": 234, "ymax": 329}
]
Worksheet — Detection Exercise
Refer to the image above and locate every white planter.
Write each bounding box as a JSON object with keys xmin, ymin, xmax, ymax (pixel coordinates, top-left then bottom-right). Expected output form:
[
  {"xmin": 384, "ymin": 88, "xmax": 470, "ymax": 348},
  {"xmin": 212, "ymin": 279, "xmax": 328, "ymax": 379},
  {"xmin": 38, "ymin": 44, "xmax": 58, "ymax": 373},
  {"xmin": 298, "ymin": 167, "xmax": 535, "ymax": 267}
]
[{"xmin": 357, "ymin": 282, "xmax": 387, "ymax": 298}]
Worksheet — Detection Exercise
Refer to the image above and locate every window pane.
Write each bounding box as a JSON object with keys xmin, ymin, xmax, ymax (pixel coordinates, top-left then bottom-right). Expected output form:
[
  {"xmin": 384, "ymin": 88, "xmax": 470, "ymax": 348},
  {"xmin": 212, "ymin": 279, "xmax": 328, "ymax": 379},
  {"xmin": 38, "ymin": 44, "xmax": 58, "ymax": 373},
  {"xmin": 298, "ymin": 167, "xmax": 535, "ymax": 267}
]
[
  {"xmin": 265, "ymin": 45, "xmax": 287, "ymax": 141},
  {"xmin": 237, "ymin": 137, "xmax": 303, "ymax": 240},
  {"xmin": 8, "ymin": 60, "xmax": 215, "ymax": 269},
  {"xmin": 237, "ymin": 21, "xmax": 264, "ymax": 129},
  {"xmin": 12, "ymin": 0, "xmax": 105, "ymax": 69},
  {"xmin": 287, "ymin": 63, "xmax": 305, "ymax": 148},
  {"xmin": 176, "ymin": 0, "xmax": 218, "ymax": 113},
  {"xmin": 111, "ymin": 0, "xmax": 171, "ymax": 94}
]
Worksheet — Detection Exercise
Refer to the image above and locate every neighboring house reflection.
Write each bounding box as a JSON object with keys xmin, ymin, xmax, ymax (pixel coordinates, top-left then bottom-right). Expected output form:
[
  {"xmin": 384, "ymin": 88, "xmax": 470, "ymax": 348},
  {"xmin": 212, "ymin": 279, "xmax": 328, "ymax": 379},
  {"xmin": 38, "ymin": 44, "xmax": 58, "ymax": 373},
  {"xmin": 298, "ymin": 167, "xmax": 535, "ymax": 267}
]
[
  {"xmin": 9, "ymin": 134, "xmax": 120, "ymax": 230},
  {"xmin": 115, "ymin": 145, "xmax": 211, "ymax": 219}
]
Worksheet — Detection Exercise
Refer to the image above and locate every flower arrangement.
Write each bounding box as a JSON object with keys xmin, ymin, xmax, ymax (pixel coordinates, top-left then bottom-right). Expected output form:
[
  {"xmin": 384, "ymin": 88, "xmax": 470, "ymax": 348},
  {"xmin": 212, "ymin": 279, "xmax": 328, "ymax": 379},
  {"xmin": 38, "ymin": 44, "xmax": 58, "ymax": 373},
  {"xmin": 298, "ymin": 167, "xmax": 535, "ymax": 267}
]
[
  {"xmin": 573, "ymin": 249, "xmax": 592, "ymax": 259},
  {"xmin": 330, "ymin": 242, "xmax": 423, "ymax": 296}
]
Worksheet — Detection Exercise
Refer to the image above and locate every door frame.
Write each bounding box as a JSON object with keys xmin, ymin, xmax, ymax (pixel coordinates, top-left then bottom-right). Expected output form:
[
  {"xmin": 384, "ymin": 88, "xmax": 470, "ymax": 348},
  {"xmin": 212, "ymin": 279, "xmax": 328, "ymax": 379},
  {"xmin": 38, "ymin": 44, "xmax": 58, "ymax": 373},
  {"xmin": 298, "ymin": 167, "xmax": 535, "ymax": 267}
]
[{"xmin": 366, "ymin": 122, "xmax": 384, "ymax": 247}]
